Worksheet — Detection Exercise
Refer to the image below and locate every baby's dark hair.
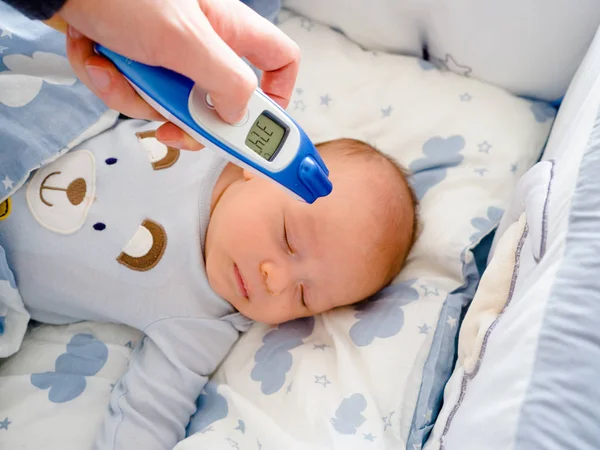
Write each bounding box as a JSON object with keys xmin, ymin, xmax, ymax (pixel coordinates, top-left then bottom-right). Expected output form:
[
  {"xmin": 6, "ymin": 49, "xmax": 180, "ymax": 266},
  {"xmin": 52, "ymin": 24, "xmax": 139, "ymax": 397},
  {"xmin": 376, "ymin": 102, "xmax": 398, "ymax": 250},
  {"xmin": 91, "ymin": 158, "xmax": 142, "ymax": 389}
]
[{"xmin": 315, "ymin": 138, "xmax": 419, "ymax": 287}]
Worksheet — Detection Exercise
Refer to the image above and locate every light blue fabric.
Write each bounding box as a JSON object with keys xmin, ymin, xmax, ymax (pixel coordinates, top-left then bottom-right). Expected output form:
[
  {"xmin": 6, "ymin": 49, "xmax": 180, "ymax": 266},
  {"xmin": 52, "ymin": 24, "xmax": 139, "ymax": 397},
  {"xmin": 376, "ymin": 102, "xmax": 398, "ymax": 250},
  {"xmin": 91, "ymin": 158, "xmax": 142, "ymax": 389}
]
[
  {"xmin": 0, "ymin": 119, "xmax": 251, "ymax": 450},
  {"xmin": 514, "ymin": 105, "xmax": 600, "ymax": 450},
  {"xmin": 0, "ymin": 6, "xmax": 117, "ymax": 348},
  {"xmin": 0, "ymin": 4, "xmax": 114, "ymax": 203}
]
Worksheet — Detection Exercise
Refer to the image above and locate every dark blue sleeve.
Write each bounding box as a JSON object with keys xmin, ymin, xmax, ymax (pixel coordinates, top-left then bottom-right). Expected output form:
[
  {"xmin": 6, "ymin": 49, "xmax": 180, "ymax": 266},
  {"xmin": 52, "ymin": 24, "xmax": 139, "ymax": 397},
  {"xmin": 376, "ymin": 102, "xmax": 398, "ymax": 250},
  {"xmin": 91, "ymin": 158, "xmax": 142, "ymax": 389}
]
[
  {"xmin": 3, "ymin": 0, "xmax": 281, "ymax": 22},
  {"xmin": 2, "ymin": 0, "xmax": 66, "ymax": 20}
]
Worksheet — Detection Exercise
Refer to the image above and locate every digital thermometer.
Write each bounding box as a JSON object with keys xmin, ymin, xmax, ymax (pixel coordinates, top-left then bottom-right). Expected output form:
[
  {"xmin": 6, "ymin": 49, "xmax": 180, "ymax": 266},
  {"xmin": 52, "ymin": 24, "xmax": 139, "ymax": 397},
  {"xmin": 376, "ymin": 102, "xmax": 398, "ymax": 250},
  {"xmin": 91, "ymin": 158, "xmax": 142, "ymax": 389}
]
[{"xmin": 95, "ymin": 45, "xmax": 332, "ymax": 203}]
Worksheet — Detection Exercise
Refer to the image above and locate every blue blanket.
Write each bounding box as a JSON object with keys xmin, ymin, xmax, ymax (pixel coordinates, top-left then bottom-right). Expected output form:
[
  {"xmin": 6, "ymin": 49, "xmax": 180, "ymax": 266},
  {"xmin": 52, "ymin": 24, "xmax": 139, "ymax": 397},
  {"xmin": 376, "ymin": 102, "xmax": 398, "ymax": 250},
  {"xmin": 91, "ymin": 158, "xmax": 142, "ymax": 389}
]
[{"xmin": 0, "ymin": 3, "xmax": 113, "ymax": 202}]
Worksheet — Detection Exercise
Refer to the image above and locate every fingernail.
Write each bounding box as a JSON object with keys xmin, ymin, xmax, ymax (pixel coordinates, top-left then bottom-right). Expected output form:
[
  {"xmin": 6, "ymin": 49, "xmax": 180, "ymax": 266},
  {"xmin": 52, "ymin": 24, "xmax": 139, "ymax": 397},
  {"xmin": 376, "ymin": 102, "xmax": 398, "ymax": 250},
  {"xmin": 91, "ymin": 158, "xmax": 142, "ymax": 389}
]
[
  {"xmin": 68, "ymin": 25, "xmax": 82, "ymax": 39},
  {"xmin": 85, "ymin": 65, "xmax": 111, "ymax": 92}
]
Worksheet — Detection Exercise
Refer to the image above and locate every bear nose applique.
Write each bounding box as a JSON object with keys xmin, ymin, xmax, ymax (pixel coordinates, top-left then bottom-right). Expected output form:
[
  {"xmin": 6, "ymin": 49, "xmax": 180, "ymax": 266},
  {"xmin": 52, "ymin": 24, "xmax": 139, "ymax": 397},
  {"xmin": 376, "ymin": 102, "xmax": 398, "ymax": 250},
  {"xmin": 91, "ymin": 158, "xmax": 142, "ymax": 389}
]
[{"xmin": 39, "ymin": 172, "xmax": 87, "ymax": 206}]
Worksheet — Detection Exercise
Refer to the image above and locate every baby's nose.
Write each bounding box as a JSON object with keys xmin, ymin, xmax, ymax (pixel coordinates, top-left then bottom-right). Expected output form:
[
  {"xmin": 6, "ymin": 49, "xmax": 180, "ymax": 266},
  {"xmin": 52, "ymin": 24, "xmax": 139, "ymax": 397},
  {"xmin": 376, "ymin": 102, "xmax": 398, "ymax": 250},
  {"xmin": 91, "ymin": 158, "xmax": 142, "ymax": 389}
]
[{"xmin": 260, "ymin": 261, "xmax": 290, "ymax": 296}]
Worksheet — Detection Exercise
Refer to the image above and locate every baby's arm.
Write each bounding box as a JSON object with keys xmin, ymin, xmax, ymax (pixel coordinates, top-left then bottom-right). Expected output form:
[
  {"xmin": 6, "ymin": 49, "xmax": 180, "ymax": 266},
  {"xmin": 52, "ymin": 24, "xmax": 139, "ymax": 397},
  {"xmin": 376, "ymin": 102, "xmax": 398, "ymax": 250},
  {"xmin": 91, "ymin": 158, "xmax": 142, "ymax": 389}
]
[{"xmin": 94, "ymin": 317, "xmax": 239, "ymax": 450}]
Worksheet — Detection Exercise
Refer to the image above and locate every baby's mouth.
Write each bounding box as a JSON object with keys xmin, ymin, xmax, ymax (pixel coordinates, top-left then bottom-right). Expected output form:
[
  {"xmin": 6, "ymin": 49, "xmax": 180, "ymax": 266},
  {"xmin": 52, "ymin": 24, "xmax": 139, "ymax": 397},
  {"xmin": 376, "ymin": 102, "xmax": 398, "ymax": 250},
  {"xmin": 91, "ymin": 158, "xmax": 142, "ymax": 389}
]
[{"xmin": 234, "ymin": 263, "xmax": 249, "ymax": 299}]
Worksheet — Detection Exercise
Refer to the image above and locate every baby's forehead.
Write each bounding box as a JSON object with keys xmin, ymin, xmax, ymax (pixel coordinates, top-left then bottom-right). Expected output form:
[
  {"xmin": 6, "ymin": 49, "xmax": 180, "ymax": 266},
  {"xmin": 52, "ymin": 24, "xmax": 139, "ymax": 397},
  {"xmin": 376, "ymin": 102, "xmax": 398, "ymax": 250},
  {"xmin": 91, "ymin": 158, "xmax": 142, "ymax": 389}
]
[
  {"xmin": 330, "ymin": 160, "xmax": 408, "ymax": 205},
  {"xmin": 311, "ymin": 141, "xmax": 414, "ymax": 229},
  {"xmin": 307, "ymin": 181, "xmax": 388, "ymax": 240}
]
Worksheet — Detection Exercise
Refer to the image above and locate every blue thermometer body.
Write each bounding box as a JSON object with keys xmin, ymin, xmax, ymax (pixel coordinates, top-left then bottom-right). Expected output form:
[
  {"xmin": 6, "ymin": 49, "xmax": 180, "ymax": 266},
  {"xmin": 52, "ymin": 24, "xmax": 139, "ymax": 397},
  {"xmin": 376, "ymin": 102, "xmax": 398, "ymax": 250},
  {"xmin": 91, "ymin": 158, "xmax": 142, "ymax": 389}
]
[{"xmin": 95, "ymin": 45, "xmax": 332, "ymax": 203}]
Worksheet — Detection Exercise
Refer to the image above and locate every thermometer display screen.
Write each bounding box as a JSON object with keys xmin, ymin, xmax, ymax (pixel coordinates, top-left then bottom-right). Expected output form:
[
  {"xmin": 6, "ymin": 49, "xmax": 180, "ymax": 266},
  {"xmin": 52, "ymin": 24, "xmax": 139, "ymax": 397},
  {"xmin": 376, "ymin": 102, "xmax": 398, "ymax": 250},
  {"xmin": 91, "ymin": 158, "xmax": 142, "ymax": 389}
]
[{"xmin": 245, "ymin": 112, "xmax": 287, "ymax": 161}]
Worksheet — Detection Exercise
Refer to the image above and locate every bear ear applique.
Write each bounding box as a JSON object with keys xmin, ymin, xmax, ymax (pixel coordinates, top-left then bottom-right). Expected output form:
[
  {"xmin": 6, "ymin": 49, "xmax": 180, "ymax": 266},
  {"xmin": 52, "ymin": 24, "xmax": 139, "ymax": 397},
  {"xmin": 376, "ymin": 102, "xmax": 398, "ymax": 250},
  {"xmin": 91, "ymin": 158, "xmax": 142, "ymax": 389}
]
[
  {"xmin": 136, "ymin": 130, "xmax": 180, "ymax": 170},
  {"xmin": 26, "ymin": 150, "xmax": 96, "ymax": 234},
  {"xmin": 117, "ymin": 219, "xmax": 167, "ymax": 272}
]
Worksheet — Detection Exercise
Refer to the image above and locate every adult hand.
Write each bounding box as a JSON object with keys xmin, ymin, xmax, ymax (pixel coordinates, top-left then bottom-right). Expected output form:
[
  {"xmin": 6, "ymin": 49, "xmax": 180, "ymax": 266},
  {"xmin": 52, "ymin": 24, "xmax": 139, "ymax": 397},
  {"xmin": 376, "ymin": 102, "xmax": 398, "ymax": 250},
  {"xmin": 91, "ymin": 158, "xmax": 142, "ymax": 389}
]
[{"xmin": 50, "ymin": 0, "xmax": 300, "ymax": 150}]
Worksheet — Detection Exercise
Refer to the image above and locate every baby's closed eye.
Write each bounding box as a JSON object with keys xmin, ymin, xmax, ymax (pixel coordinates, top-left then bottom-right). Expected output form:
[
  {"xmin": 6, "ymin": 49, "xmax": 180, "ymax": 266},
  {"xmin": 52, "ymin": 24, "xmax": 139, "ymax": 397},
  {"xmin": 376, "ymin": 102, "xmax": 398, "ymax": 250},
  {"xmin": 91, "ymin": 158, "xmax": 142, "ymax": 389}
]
[
  {"xmin": 283, "ymin": 217, "xmax": 295, "ymax": 254},
  {"xmin": 300, "ymin": 284, "xmax": 307, "ymax": 308}
]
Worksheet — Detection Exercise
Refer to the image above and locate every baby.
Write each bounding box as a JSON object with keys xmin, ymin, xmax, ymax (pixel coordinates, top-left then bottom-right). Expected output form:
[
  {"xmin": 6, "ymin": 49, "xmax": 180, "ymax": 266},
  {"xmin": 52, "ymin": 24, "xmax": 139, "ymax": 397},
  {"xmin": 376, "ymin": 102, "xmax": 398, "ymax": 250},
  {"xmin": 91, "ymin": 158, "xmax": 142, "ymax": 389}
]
[{"xmin": 0, "ymin": 120, "xmax": 417, "ymax": 449}]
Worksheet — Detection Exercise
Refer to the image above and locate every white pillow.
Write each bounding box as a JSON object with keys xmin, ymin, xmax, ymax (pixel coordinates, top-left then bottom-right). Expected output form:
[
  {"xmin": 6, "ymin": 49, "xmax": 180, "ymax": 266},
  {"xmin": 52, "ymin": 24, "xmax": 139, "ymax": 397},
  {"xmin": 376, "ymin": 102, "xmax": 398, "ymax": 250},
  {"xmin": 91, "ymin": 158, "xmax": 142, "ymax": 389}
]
[
  {"xmin": 282, "ymin": 0, "xmax": 600, "ymax": 102},
  {"xmin": 179, "ymin": 10, "xmax": 554, "ymax": 450}
]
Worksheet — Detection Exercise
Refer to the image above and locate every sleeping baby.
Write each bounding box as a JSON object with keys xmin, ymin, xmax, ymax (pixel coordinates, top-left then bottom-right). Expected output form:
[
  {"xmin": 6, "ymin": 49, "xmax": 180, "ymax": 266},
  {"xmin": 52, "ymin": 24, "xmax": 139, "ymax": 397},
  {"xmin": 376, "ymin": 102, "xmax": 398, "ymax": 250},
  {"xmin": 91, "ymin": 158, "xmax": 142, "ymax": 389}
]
[{"xmin": 0, "ymin": 119, "xmax": 417, "ymax": 449}]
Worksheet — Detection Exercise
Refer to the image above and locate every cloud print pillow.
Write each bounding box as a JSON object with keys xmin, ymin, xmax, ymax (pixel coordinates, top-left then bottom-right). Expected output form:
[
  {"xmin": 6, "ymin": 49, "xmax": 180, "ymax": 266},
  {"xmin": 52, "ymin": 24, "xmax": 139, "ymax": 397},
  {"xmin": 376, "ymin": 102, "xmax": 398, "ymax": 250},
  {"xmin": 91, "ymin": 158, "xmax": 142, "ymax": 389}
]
[{"xmin": 178, "ymin": 11, "xmax": 554, "ymax": 450}]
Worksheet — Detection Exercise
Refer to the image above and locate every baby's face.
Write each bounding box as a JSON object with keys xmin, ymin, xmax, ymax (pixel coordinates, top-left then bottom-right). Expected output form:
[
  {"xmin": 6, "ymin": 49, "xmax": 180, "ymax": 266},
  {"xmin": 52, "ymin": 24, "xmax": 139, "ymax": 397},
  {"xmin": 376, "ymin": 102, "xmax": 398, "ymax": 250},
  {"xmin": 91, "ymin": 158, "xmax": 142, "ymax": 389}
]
[{"xmin": 205, "ymin": 156, "xmax": 410, "ymax": 324}]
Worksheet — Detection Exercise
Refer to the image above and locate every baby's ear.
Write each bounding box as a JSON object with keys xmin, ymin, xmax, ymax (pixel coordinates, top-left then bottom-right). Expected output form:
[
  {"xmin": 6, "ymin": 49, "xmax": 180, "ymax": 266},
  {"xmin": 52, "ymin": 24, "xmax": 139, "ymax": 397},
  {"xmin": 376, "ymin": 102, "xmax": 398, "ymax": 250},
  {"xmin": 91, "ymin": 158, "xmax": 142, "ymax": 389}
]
[{"xmin": 242, "ymin": 169, "xmax": 255, "ymax": 181}]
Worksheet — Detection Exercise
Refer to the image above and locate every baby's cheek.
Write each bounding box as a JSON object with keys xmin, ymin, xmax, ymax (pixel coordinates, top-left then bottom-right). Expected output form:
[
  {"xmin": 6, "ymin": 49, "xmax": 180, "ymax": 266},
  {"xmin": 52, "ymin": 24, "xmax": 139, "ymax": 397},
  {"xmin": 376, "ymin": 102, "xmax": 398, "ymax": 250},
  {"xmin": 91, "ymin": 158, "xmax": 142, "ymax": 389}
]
[
  {"xmin": 214, "ymin": 212, "xmax": 253, "ymax": 250},
  {"xmin": 226, "ymin": 204, "xmax": 264, "ymax": 239}
]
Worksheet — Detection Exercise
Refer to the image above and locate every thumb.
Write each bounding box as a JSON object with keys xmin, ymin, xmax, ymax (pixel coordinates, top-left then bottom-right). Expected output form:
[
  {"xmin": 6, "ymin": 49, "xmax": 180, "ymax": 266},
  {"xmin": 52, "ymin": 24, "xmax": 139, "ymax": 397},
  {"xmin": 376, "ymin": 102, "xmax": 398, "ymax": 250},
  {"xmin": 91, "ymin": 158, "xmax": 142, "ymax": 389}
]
[{"xmin": 155, "ymin": 8, "xmax": 258, "ymax": 124}]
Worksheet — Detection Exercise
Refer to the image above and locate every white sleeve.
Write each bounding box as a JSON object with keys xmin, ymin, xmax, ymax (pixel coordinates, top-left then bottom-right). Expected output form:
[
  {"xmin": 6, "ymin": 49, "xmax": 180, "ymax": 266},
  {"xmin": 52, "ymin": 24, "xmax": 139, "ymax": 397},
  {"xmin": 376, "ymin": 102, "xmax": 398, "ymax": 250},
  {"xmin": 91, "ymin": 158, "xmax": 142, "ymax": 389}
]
[{"xmin": 94, "ymin": 317, "xmax": 239, "ymax": 450}]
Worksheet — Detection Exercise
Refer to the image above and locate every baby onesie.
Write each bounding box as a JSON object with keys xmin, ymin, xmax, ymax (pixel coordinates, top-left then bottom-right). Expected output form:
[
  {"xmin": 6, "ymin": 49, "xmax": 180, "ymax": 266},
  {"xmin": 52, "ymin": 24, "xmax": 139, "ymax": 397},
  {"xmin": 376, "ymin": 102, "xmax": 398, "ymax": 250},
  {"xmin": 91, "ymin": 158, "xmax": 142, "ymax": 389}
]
[{"xmin": 0, "ymin": 119, "xmax": 250, "ymax": 450}]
